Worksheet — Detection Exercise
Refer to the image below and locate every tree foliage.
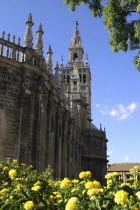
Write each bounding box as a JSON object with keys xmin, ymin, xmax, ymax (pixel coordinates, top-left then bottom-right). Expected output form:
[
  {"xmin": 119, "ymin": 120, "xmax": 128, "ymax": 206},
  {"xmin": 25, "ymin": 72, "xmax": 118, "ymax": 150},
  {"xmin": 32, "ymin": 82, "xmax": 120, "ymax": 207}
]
[{"xmin": 64, "ymin": 0, "xmax": 140, "ymax": 70}]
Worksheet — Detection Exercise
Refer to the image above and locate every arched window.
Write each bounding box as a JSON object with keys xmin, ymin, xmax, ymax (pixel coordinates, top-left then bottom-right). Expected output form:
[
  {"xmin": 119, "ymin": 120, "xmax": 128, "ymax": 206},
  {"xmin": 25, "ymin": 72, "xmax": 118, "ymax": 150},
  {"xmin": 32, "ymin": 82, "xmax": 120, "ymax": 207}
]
[
  {"xmin": 73, "ymin": 53, "xmax": 78, "ymax": 61},
  {"xmin": 83, "ymin": 74, "xmax": 86, "ymax": 83},
  {"xmin": 67, "ymin": 75, "xmax": 70, "ymax": 84}
]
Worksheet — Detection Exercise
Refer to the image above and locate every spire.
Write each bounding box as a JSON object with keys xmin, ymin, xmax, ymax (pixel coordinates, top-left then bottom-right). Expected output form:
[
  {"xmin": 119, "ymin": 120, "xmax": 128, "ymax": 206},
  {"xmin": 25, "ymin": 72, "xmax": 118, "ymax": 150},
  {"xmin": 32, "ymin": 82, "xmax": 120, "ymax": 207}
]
[
  {"xmin": 70, "ymin": 21, "xmax": 82, "ymax": 47},
  {"xmin": 69, "ymin": 21, "xmax": 84, "ymax": 63},
  {"xmin": 46, "ymin": 44, "xmax": 53, "ymax": 74},
  {"xmin": 35, "ymin": 23, "xmax": 44, "ymax": 56},
  {"xmin": 60, "ymin": 56, "xmax": 64, "ymax": 69},
  {"xmin": 54, "ymin": 62, "xmax": 60, "ymax": 89},
  {"xmin": 24, "ymin": 13, "xmax": 34, "ymax": 48}
]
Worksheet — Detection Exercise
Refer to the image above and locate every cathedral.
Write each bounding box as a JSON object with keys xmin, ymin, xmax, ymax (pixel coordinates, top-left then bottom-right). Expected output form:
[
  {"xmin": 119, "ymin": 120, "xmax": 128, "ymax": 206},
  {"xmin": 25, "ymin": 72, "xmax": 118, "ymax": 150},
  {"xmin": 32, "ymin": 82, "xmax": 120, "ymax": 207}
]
[{"xmin": 0, "ymin": 14, "xmax": 108, "ymax": 184}]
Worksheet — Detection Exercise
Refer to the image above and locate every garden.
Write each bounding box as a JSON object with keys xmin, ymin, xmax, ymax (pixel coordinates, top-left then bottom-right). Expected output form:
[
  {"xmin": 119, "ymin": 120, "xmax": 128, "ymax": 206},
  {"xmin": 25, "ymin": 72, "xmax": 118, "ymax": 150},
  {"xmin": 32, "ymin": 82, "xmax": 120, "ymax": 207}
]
[{"xmin": 0, "ymin": 159, "xmax": 140, "ymax": 209}]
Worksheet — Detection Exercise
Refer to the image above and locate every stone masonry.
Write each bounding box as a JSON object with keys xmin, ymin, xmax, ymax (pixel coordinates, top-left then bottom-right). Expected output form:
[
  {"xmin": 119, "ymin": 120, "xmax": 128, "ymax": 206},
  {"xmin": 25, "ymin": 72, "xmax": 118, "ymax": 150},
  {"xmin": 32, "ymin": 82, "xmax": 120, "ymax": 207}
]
[{"xmin": 0, "ymin": 14, "xmax": 108, "ymax": 184}]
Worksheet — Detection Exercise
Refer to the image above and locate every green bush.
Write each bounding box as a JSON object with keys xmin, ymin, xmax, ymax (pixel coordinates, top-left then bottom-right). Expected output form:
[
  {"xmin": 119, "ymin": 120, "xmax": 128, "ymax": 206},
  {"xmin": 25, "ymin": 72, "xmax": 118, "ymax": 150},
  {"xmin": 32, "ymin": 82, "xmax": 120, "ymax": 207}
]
[{"xmin": 0, "ymin": 158, "xmax": 140, "ymax": 209}]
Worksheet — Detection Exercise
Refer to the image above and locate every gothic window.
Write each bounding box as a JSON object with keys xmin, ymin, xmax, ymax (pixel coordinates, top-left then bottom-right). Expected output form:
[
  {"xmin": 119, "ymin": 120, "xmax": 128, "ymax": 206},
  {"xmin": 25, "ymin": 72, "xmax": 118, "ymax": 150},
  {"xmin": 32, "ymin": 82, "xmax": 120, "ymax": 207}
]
[
  {"xmin": 83, "ymin": 74, "xmax": 86, "ymax": 83},
  {"xmin": 73, "ymin": 53, "xmax": 78, "ymax": 61},
  {"xmin": 67, "ymin": 75, "xmax": 70, "ymax": 84}
]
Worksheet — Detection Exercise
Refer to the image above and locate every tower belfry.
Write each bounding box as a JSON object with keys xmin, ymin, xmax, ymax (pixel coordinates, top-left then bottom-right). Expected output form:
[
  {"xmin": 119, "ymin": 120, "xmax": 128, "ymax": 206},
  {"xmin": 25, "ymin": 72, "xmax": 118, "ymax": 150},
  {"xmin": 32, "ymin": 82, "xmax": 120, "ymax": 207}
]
[{"xmin": 60, "ymin": 23, "xmax": 92, "ymax": 127}]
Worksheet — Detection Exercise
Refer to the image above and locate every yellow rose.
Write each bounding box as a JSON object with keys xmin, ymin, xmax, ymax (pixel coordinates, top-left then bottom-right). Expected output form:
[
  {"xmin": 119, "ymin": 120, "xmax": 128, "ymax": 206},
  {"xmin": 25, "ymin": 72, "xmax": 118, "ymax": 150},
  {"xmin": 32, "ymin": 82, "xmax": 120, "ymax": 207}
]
[
  {"xmin": 92, "ymin": 181, "xmax": 101, "ymax": 188},
  {"xmin": 60, "ymin": 178, "xmax": 71, "ymax": 188},
  {"xmin": 23, "ymin": 201, "xmax": 35, "ymax": 210},
  {"xmin": 67, "ymin": 197, "xmax": 79, "ymax": 203},
  {"xmin": 65, "ymin": 202, "xmax": 78, "ymax": 210},
  {"xmin": 136, "ymin": 191, "xmax": 140, "ymax": 200},
  {"xmin": 31, "ymin": 186, "xmax": 41, "ymax": 191},
  {"xmin": 85, "ymin": 181, "xmax": 94, "ymax": 189},
  {"xmin": 134, "ymin": 166, "xmax": 139, "ymax": 170},
  {"xmin": 85, "ymin": 171, "xmax": 92, "ymax": 177},
  {"xmin": 79, "ymin": 171, "xmax": 86, "ymax": 179},
  {"xmin": 9, "ymin": 169, "xmax": 17, "ymax": 179},
  {"xmin": 3, "ymin": 166, "xmax": 9, "ymax": 171},
  {"xmin": 87, "ymin": 188, "xmax": 100, "ymax": 196},
  {"xmin": 0, "ymin": 188, "xmax": 9, "ymax": 194},
  {"xmin": 114, "ymin": 190, "xmax": 129, "ymax": 205},
  {"xmin": 49, "ymin": 195, "xmax": 54, "ymax": 203}
]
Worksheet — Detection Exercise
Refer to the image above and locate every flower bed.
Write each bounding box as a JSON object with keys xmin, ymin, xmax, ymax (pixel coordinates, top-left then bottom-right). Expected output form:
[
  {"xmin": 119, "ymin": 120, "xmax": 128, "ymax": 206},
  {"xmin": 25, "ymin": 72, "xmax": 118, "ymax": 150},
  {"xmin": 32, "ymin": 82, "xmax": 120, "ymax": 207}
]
[{"xmin": 0, "ymin": 159, "xmax": 140, "ymax": 209}]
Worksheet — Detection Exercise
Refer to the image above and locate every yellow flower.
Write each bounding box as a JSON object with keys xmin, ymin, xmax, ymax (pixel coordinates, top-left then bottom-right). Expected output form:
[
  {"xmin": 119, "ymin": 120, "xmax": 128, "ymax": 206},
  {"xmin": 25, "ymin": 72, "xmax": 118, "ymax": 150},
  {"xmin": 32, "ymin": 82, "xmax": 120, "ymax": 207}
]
[
  {"xmin": 136, "ymin": 191, "xmax": 140, "ymax": 200},
  {"xmin": 60, "ymin": 178, "xmax": 71, "ymax": 188},
  {"xmin": 0, "ymin": 164, "xmax": 3, "ymax": 168},
  {"xmin": 114, "ymin": 190, "xmax": 129, "ymax": 205},
  {"xmin": 90, "ymin": 195, "xmax": 97, "ymax": 200},
  {"xmin": 9, "ymin": 196, "xmax": 13, "ymax": 200},
  {"xmin": 71, "ymin": 188, "xmax": 78, "ymax": 192},
  {"xmin": 23, "ymin": 201, "xmax": 35, "ymax": 210},
  {"xmin": 85, "ymin": 181, "xmax": 94, "ymax": 189},
  {"xmin": 92, "ymin": 181, "xmax": 101, "ymax": 188},
  {"xmin": 120, "ymin": 183, "xmax": 130, "ymax": 187},
  {"xmin": 3, "ymin": 166, "xmax": 9, "ymax": 170},
  {"xmin": 85, "ymin": 171, "xmax": 92, "ymax": 177},
  {"xmin": 9, "ymin": 169, "xmax": 17, "ymax": 179},
  {"xmin": 3, "ymin": 182, "xmax": 8, "ymax": 186},
  {"xmin": 33, "ymin": 181, "xmax": 42, "ymax": 186},
  {"xmin": 79, "ymin": 171, "xmax": 86, "ymax": 179},
  {"xmin": 13, "ymin": 159, "xmax": 17, "ymax": 163},
  {"xmin": 80, "ymin": 180, "xmax": 86, "ymax": 184},
  {"xmin": 21, "ymin": 163, "xmax": 26, "ymax": 166},
  {"xmin": 71, "ymin": 179, "xmax": 79, "ymax": 184},
  {"xmin": 0, "ymin": 188, "xmax": 9, "ymax": 194},
  {"xmin": 87, "ymin": 188, "xmax": 100, "ymax": 196},
  {"xmin": 31, "ymin": 186, "xmax": 41, "ymax": 191},
  {"xmin": 68, "ymin": 197, "xmax": 79, "ymax": 203},
  {"xmin": 134, "ymin": 166, "xmax": 139, "ymax": 170},
  {"xmin": 130, "ymin": 168, "xmax": 135, "ymax": 174},
  {"xmin": 65, "ymin": 202, "xmax": 78, "ymax": 210},
  {"xmin": 49, "ymin": 195, "xmax": 54, "ymax": 203},
  {"xmin": 82, "ymin": 190, "xmax": 86, "ymax": 195},
  {"xmin": 107, "ymin": 180, "xmax": 113, "ymax": 186},
  {"xmin": 105, "ymin": 172, "xmax": 118, "ymax": 179}
]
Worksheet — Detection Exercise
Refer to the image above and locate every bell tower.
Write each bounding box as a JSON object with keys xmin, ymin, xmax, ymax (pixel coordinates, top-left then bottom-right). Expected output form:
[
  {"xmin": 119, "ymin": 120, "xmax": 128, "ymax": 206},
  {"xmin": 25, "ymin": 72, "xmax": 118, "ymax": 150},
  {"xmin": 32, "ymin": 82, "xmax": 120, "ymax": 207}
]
[{"xmin": 60, "ymin": 22, "xmax": 92, "ymax": 127}]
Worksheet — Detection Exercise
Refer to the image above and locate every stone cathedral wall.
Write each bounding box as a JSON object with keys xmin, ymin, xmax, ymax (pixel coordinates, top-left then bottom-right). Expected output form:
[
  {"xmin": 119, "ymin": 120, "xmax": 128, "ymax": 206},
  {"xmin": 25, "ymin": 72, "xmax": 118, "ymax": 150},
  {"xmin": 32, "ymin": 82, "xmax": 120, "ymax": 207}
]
[{"xmin": 0, "ymin": 39, "xmax": 81, "ymax": 179}]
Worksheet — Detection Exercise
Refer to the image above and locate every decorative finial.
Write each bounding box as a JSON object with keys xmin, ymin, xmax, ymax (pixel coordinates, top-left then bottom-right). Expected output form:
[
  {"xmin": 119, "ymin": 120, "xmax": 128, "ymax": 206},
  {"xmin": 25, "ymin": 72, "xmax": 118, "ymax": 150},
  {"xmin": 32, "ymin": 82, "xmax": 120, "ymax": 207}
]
[
  {"xmin": 60, "ymin": 55, "xmax": 64, "ymax": 68},
  {"xmin": 54, "ymin": 61, "xmax": 60, "ymax": 89},
  {"xmin": 7, "ymin": 33, "xmax": 10, "ymax": 42},
  {"xmin": 75, "ymin": 20, "xmax": 79, "ymax": 29},
  {"xmin": 35, "ymin": 23, "xmax": 44, "ymax": 56},
  {"xmin": 2, "ymin": 31, "xmax": 5, "ymax": 39},
  {"xmin": 55, "ymin": 61, "xmax": 59, "ymax": 69},
  {"xmin": 13, "ymin": 35, "xmax": 15, "ymax": 44},
  {"xmin": 46, "ymin": 44, "xmax": 53, "ymax": 74},
  {"xmin": 24, "ymin": 13, "xmax": 34, "ymax": 48},
  {"xmin": 18, "ymin": 37, "xmax": 21, "ymax": 45}
]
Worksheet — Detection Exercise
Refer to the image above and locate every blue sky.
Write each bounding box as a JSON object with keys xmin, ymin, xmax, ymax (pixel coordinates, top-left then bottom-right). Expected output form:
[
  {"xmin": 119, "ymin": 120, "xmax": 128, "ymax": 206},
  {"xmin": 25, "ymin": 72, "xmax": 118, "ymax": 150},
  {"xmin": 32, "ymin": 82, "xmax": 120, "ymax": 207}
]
[{"xmin": 0, "ymin": 0, "xmax": 140, "ymax": 164}]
